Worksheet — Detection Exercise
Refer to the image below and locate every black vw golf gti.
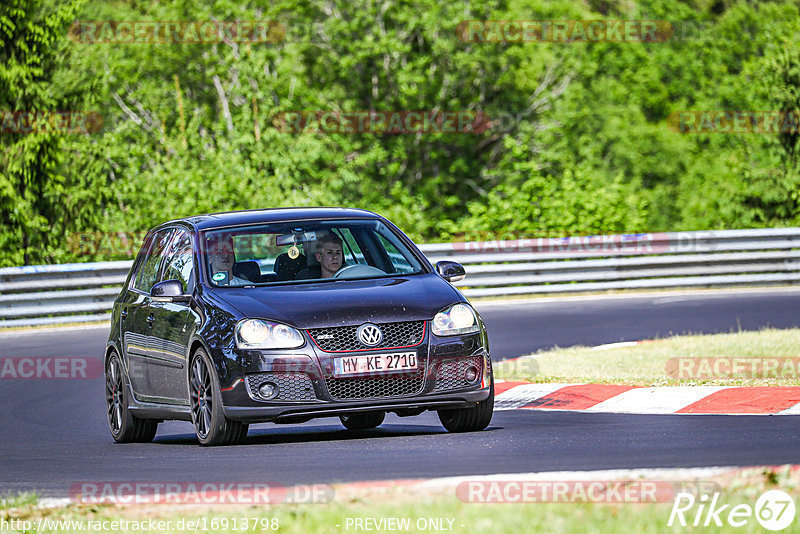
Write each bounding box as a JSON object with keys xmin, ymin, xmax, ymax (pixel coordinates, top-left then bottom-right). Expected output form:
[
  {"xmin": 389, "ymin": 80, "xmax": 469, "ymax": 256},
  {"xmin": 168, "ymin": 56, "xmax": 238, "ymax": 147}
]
[{"xmin": 105, "ymin": 208, "xmax": 493, "ymax": 445}]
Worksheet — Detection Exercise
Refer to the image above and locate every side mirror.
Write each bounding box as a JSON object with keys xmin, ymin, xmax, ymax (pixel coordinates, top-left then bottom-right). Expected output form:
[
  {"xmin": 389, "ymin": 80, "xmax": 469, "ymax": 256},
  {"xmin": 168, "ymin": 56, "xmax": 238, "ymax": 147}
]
[
  {"xmin": 151, "ymin": 279, "xmax": 191, "ymax": 303},
  {"xmin": 435, "ymin": 261, "xmax": 466, "ymax": 283}
]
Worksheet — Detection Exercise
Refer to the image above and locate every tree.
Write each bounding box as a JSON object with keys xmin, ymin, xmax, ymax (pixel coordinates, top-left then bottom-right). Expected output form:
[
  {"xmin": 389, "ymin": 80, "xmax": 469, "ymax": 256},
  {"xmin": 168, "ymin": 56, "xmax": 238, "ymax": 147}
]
[{"xmin": 0, "ymin": 0, "xmax": 90, "ymax": 265}]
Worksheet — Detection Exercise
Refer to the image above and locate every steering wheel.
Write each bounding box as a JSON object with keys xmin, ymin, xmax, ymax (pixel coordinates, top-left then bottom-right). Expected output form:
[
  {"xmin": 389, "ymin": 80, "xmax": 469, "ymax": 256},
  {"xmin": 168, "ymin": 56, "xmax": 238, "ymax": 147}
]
[{"xmin": 333, "ymin": 264, "xmax": 386, "ymax": 279}]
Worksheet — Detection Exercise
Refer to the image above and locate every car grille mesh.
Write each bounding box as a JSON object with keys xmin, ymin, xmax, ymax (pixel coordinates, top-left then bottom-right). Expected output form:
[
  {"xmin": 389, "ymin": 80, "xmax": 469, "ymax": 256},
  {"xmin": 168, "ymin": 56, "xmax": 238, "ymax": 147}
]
[
  {"xmin": 325, "ymin": 369, "xmax": 426, "ymax": 400},
  {"xmin": 433, "ymin": 356, "xmax": 484, "ymax": 392},
  {"xmin": 245, "ymin": 372, "xmax": 317, "ymax": 402},
  {"xmin": 307, "ymin": 321, "xmax": 426, "ymax": 352}
]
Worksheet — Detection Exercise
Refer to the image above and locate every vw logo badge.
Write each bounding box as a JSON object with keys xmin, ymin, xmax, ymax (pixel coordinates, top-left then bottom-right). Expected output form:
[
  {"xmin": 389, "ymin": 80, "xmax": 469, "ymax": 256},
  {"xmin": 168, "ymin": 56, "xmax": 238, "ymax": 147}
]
[{"xmin": 357, "ymin": 323, "xmax": 383, "ymax": 347}]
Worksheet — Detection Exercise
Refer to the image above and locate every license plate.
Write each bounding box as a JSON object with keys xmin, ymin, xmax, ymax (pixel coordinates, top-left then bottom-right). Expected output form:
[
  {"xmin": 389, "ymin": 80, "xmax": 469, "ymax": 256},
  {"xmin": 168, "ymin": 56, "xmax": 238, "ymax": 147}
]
[{"xmin": 333, "ymin": 352, "xmax": 417, "ymax": 377}]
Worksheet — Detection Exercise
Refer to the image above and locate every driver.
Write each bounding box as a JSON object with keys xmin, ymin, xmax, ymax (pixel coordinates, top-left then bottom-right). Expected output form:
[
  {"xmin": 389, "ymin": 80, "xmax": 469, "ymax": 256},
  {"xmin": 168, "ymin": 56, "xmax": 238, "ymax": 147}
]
[
  {"xmin": 295, "ymin": 233, "xmax": 344, "ymax": 280},
  {"xmin": 316, "ymin": 233, "xmax": 344, "ymax": 278}
]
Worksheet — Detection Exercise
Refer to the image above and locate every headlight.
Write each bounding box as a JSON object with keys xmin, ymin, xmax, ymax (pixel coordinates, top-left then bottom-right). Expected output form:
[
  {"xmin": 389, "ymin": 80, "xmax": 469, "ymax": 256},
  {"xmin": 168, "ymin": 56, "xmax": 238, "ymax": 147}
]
[
  {"xmin": 235, "ymin": 319, "xmax": 305, "ymax": 349},
  {"xmin": 432, "ymin": 303, "xmax": 480, "ymax": 336}
]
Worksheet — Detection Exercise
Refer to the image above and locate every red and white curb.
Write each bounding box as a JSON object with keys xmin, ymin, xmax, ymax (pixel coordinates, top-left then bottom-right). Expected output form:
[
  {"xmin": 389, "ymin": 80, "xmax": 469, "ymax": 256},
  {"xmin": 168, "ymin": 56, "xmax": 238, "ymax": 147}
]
[{"xmin": 495, "ymin": 381, "xmax": 800, "ymax": 415}]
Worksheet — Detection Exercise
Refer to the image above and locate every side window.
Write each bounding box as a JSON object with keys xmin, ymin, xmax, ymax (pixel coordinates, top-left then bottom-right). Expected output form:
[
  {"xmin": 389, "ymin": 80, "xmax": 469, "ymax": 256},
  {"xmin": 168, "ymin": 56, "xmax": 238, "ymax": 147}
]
[
  {"xmin": 133, "ymin": 229, "xmax": 174, "ymax": 293},
  {"xmin": 337, "ymin": 229, "xmax": 367, "ymax": 265},
  {"xmin": 128, "ymin": 232, "xmax": 154, "ymax": 289},
  {"xmin": 162, "ymin": 229, "xmax": 194, "ymax": 292},
  {"xmin": 376, "ymin": 234, "xmax": 413, "ymax": 273}
]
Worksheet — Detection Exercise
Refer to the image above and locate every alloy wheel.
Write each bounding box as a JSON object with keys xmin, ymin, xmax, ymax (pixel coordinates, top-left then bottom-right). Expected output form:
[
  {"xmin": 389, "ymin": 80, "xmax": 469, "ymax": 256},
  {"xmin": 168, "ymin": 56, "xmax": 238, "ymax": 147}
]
[
  {"xmin": 190, "ymin": 356, "xmax": 213, "ymax": 439},
  {"xmin": 105, "ymin": 355, "xmax": 124, "ymax": 435}
]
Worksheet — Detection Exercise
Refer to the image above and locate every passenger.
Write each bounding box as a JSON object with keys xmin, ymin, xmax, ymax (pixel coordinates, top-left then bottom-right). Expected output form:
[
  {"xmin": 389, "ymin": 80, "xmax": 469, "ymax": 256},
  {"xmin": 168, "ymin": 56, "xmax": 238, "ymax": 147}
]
[{"xmin": 207, "ymin": 234, "xmax": 249, "ymax": 286}]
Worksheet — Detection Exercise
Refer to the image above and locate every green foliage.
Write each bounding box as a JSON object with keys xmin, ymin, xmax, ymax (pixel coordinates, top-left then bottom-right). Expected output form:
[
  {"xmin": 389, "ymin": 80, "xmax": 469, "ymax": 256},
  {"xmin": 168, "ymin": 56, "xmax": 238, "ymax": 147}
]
[
  {"xmin": 458, "ymin": 165, "xmax": 647, "ymax": 237},
  {"xmin": 1, "ymin": 0, "xmax": 800, "ymax": 265},
  {"xmin": 763, "ymin": 41, "xmax": 800, "ymax": 168},
  {"xmin": 0, "ymin": 0, "xmax": 94, "ymax": 265}
]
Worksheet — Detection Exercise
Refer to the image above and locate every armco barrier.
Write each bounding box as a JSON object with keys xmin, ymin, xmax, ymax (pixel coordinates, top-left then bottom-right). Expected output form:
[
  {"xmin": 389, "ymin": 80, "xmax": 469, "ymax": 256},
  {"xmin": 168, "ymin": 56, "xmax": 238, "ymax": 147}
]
[
  {"xmin": 0, "ymin": 261, "xmax": 132, "ymax": 327},
  {"xmin": 1, "ymin": 228, "xmax": 799, "ymax": 328}
]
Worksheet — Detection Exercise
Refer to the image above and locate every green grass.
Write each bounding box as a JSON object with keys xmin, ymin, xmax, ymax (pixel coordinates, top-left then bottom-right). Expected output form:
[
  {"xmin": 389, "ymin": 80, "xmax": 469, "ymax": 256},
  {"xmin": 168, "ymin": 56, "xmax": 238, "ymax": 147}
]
[
  {"xmin": 0, "ymin": 492, "xmax": 38, "ymax": 511},
  {"xmin": 494, "ymin": 328, "xmax": 800, "ymax": 386},
  {"xmin": 2, "ymin": 467, "xmax": 799, "ymax": 533}
]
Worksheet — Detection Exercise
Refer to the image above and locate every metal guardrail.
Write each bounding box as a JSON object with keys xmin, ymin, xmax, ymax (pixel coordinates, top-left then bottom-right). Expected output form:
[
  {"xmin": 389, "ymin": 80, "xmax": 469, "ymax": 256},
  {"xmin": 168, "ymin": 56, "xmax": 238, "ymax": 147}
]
[
  {"xmin": 1, "ymin": 228, "xmax": 799, "ymax": 328},
  {"xmin": 0, "ymin": 261, "xmax": 132, "ymax": 327}
]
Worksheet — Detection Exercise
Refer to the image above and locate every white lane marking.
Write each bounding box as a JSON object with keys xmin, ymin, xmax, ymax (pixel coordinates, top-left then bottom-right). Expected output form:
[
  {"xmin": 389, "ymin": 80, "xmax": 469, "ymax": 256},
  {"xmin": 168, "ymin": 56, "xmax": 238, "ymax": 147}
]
[
  {"xmin": 590, "ymin": 341, "xmax": 641, "ymax": 351},
  {"xmin": 495, "ymin": 383, "xmax": 579, "ymax": 411},
  {"xmin": 38, "ymin": 498, "xmax": 72, "ymax": 508},
  {"xmin": 777, "ymin": 402, "xmax": 800, "ymax": 415},
  {"xmin": 584, "ymin": 386, "xmax": 726, "ymax": 414}
]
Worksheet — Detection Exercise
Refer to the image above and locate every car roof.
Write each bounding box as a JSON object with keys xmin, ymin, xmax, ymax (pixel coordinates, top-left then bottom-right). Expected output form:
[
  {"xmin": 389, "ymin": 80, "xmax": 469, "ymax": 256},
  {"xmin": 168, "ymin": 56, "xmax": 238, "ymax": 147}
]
[{"xmin": 161, "ymin": 207, "xmax": 384, "ymax": 231}]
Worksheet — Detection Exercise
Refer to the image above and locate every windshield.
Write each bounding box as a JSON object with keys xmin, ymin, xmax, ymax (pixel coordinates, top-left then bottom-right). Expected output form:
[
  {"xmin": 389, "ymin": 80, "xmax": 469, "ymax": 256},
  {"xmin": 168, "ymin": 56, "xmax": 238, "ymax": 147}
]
[{"xmin": 202, "ymin": 219, "xmax": 426, "ymax": 287}]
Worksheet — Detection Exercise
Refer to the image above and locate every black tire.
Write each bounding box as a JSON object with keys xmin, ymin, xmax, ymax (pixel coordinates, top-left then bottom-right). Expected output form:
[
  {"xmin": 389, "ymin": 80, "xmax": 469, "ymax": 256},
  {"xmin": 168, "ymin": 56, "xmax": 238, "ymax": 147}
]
[
  {"xmin": 105, "ymin": 351, "xmax": 158, "ymax": 443},
  {"xmin": 189, "ymin": 348, "xmax": 248, "ymax": 446},
  {"xmin": 339, "ymin": 411, "xmax": 385, "ymax": 430},
  {"xmin": 437, "ymin": 378, "xmax": 494, "ymax": 433}
]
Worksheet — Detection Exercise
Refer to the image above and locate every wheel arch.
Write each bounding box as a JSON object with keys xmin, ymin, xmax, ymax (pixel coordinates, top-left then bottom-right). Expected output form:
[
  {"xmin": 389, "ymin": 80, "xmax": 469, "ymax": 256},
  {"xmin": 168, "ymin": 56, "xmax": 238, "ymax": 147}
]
[
  {"xmin": 187, "ymin": 336, "xmax": 214, "ymax": 380},
  {"xmin": 105, "ymin": 341, "xmax": 122, "ymax": 367}
]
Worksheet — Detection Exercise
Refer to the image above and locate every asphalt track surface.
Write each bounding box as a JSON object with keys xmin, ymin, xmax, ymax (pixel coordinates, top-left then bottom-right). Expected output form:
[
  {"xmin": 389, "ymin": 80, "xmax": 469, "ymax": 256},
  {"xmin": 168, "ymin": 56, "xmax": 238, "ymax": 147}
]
[{"xmin": 2, "ymin": 288, "xmax": 800, "ymax": 497}]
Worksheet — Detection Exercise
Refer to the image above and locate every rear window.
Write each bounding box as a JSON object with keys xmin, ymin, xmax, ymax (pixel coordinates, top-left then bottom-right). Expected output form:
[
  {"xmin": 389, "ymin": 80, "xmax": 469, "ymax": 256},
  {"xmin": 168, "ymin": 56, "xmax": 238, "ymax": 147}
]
[{"xmin": 202, "ymin": 219, "xmax": 425, "ymax": 287}]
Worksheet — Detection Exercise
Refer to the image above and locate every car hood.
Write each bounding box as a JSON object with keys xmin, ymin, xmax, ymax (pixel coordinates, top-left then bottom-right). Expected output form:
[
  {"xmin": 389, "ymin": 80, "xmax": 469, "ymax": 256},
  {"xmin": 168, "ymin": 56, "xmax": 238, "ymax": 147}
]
[{"xmin": 208, "ymin": 273, "xmax": 463, "ymax": 329}]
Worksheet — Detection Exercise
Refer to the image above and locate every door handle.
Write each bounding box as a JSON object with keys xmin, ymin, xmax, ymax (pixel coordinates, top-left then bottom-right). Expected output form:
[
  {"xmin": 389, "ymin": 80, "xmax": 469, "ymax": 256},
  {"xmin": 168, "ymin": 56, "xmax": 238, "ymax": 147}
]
[{"xmin": 146, "ymin": 314, "xmax": 155, "ymax": 327}]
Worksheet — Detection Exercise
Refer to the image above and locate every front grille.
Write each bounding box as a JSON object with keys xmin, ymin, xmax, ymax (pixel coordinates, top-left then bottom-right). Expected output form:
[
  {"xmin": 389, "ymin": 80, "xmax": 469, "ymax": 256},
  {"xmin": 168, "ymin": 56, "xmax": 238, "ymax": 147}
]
[
  {"xmin": 308, "ymin": 321, "xmax": 426, "ymax": 352},
  {"xmin": 326, "ymin": 370, "xmax": 425, "ymax": 400},
  {"xmin": 433, "ymin": 356, "xmax": 484, "ymax": 392},
  {"xmin": 245, "ymin": 372, "xmax": 317, "ymax": 402}
]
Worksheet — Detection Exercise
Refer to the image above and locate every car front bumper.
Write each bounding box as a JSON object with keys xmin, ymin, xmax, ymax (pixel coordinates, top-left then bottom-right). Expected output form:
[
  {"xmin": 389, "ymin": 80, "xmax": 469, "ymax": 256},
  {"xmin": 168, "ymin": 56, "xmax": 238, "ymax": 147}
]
[
  {"xmin": 217, "ymin": 329, "xmax": 492, "ymax": 424},
  {"xmin": 222, "ymin": 388, "xmax": 491, "ymax": 423}
]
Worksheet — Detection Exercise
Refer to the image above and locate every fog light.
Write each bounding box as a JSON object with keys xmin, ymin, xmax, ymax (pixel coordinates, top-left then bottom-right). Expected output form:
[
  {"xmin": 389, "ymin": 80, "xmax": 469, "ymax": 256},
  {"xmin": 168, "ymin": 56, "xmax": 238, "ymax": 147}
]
[
  {"xmin": 464, "ymin": 366, "xmax": 479, "ymax": 383},
  {"xmin": 259, "ymin": 382, "xmax": 278, "ymax": 399}
]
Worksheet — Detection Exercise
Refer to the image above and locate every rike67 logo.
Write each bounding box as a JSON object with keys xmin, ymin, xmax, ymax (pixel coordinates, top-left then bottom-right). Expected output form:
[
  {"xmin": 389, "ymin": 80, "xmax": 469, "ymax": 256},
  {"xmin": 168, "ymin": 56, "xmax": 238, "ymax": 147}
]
[{"xmin": 669, "ymin": 490, "xmax": 796, "ymax": 531}]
